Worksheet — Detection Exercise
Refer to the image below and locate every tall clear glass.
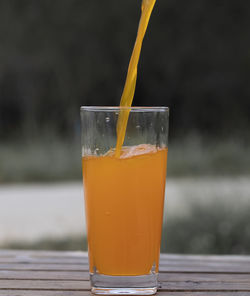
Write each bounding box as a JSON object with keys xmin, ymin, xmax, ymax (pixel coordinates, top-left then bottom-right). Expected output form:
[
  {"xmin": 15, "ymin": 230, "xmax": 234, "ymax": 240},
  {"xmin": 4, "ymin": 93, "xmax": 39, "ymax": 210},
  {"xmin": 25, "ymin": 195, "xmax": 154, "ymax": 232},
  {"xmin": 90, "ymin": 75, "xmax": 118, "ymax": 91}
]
[{"xmin": 81, "ymin": 106, "xmax": 169, "ymax": 295}]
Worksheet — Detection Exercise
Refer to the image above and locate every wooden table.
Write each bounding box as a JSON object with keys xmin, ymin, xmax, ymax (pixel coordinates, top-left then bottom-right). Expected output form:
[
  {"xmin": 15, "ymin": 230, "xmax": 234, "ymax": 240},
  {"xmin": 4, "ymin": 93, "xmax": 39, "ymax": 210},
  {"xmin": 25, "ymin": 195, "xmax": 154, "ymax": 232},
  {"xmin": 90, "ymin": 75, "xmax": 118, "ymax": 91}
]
[{"xmin": 0, "ymin": 250, "xmax": 250, "ymax": 295}]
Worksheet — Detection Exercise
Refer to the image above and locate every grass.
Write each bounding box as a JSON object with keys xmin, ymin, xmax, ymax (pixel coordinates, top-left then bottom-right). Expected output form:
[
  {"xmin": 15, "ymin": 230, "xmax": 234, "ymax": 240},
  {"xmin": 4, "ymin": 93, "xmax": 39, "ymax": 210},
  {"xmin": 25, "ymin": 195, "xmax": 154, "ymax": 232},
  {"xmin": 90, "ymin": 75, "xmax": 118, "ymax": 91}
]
[{"xmin": 0, "ymin": 135, "xmax": 250, "ymax": 183}]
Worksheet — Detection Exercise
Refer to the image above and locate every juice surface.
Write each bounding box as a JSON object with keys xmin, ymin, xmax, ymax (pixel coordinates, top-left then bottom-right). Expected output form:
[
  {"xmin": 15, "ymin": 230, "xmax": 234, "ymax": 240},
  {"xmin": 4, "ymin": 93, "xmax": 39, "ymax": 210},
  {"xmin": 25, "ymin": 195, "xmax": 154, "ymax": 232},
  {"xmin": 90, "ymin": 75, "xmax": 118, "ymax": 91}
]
[
  {"xmin": 82, "ymin": 144, "xmax": 167, "ymax": 276},
  {"xmin": 116, "ymin": 0, "xmax": 156, "ymax": 156}
]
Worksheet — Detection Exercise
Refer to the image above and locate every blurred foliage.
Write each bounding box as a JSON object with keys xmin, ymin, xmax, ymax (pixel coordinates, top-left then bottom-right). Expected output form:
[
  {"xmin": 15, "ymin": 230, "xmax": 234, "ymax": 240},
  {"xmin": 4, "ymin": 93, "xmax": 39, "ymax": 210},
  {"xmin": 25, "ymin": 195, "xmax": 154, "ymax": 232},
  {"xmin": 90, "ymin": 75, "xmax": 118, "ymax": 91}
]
[
  {"xmin": 168, "ymin": 135, "xmax": 250, "ymax": 176},
  {"xmin": 0, "ymin": 0, "xmax": 250, "ymax": 140},
  {"xmin": 0, "ymin": 136, "xmax": 249, "ymax": 183},
  {"xmin": 5, "ymin": 202, "xmax": 250, "ymax": 254},
  {"xmin": 162, "ymin": 201, "xmax": 250, "ymax": 254},
  {"xmin": 0, "ymin": 137, "xmax": 81, "ymax": 183}
]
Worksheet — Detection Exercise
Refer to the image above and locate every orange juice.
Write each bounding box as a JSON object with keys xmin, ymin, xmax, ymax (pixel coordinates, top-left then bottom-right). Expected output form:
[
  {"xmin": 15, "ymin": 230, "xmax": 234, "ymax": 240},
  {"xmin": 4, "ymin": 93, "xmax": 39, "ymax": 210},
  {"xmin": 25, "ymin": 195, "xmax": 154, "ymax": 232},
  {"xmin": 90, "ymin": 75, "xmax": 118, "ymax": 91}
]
[
  {"xmin": 116, "ymin": 0, "xmax": 157, "ymax": 156},
  {"xmin": 82, "ymin": 144, "xmax": 167, "ymax": 276}
]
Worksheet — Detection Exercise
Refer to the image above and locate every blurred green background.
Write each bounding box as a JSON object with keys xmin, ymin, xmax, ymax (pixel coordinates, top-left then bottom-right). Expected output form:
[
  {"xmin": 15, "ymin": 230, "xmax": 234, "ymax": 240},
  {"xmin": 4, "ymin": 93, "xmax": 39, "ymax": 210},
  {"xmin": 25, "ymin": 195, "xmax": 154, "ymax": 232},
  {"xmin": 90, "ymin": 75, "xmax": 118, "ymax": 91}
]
[{"xmin": 0, "ymin": 0, "xmax": 250, "ymax": 254}]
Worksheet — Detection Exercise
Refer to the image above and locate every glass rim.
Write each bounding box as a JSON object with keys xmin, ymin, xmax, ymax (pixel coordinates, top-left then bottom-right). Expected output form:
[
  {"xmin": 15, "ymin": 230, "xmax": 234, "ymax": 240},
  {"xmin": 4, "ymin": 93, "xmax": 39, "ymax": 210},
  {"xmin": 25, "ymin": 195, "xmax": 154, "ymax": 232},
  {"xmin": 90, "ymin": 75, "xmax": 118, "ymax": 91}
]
[{"xmin": 80, "ymin": 106, "xmax": 169, "ymax": 112}]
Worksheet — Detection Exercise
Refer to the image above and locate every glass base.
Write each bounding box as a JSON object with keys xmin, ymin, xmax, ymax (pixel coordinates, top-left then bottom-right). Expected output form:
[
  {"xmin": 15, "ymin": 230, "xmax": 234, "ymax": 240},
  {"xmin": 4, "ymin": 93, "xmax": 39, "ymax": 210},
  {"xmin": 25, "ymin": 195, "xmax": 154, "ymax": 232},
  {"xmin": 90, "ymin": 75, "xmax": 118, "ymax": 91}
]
[
  {"xmin": 90, "ymin": 273, "xmax": 158, "ymax": 295},
  {"xmin": 91, "ymin": 287, "xmax": 157, "ymax": 295}
]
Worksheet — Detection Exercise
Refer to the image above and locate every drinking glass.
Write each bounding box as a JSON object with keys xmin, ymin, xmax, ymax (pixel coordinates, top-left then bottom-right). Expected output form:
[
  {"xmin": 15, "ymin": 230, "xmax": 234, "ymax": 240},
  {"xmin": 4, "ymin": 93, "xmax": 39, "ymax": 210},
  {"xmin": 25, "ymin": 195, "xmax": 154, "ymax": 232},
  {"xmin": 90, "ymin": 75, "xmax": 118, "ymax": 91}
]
[{"xmin": 81, "ymin": 106, "xmax": 169, "ymax": 295}]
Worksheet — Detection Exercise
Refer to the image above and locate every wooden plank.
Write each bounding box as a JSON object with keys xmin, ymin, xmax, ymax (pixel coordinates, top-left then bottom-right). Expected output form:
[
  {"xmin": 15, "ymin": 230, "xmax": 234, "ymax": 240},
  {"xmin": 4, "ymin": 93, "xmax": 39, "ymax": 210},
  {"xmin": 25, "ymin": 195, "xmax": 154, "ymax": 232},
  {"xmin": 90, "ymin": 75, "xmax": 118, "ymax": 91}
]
[
  {"xmin": 0, "ymin": 279, "xmax": 89, "ymax": 290},
  {"xmin": 1, "ymin": 250, "xmax": 250, "ymax": 296},
  {"xmin": 1, "ymin": 279, "xmax": 250, "ymax": 291},
  {"xmin": 159, "ymin": 261, "xmax": 250, "ymax": 272},
  {"xmin": 162, "ymin": 293, "xmax": 250, "ymax": 296},
  {"xmin": 1, "ymin": 250, "xmax": 250, "ymax": 263},
  {"xmin": 160, "ymin": 258, "xmax": 250, "ymax": 266},
  {"xmin": 0, "ymin": 291, "xmax": 90, "ymax": 296},
  {"xmin": 1, "ymin": 251, "xmax": 250, "ymax": 271},
  {"xmin": 1, "ymin": 252, "xmax": 250, "ymax": 271},
  {"xmin": 0, "ymin": 270, "xmax": 89, "ymax": 281},
  {"xmin": 0, "ymin": 263, "xmax": 249, "ymax": 273},
  {"xmin": 0, "ymin": 250, "xmax": 87, "ymax": 258},
  {"xmin": 159, "ymin": 273, "xmax": 250, "ymax": 283},
  {"xmin": 0, "ymin": 257, "xmax": 88, "ymax": 264},
  {"xmin": 158, "ymin": 281, "xmax": 250, "ymax": 291},
  {"xmin": 2, "ymin": 256, "xmax": 250, "ymax": 267},
  {"xmin": 1, "ymin": 270, "xmax": 250, "ymax": 283},
  {"xmin": 160, "ymin": 259, "xmax": 250, "ymax": 267},
  {"xmin": 159, "ymin": 265, "xmax": 250, "ymax": 273},
  {"xmin": 0, "ymin": 292, "xmax": 250, "ymax": 296},
  {"xmin": 160, "ymin": 254, "xmax": 250, "ymax": 262},
  {"xmin": 2, "ymin": 260, "xmax": 250, "ymax": 273},
  {"xmin": 0, "ymin": 264, "xmax": 88, "ymax": 271}
]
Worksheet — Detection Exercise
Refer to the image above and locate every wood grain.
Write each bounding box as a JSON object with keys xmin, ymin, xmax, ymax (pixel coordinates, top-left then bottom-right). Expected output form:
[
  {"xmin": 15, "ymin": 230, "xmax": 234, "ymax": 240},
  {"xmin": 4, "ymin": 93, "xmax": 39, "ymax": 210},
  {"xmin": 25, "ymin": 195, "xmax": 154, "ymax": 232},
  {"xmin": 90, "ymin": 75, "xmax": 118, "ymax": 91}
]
[
  {"xmin": 0, "ymin": 292, "xmax": 250, "ymax": 296},
  {"xmin": 1, "ymin": 250, "xmax": 250, "ymax": 295}
]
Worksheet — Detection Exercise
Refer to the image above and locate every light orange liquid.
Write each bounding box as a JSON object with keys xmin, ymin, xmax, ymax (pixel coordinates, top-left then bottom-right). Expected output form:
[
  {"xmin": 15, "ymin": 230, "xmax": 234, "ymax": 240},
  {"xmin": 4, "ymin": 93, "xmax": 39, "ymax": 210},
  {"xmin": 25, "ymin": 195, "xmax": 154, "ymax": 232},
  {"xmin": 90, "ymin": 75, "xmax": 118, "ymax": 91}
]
[
  {"xmin": 116, "ymin": 0, "xmax": 156, "ymax": 156},
  {"xmin": 82, "ymin": 145, "xmax": 167, "ymax": 276}
]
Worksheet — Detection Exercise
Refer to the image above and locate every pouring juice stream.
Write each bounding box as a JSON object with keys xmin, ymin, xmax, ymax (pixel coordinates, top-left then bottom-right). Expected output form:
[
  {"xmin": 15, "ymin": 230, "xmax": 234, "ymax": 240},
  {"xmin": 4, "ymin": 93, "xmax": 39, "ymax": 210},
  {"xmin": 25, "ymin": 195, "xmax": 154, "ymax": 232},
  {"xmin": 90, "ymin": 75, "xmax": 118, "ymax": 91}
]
[{"xmin": 115, "ymin": 0, "xmax": 156, "ymax": 157}]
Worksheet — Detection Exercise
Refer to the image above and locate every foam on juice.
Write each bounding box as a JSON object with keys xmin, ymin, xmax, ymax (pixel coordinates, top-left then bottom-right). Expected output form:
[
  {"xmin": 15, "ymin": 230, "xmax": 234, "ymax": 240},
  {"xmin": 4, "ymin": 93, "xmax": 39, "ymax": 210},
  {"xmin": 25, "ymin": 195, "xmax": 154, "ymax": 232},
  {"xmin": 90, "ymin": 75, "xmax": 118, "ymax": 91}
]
[{"xmin": 106, "ymin": 144, "xmax": 159, "ymax": 159}]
